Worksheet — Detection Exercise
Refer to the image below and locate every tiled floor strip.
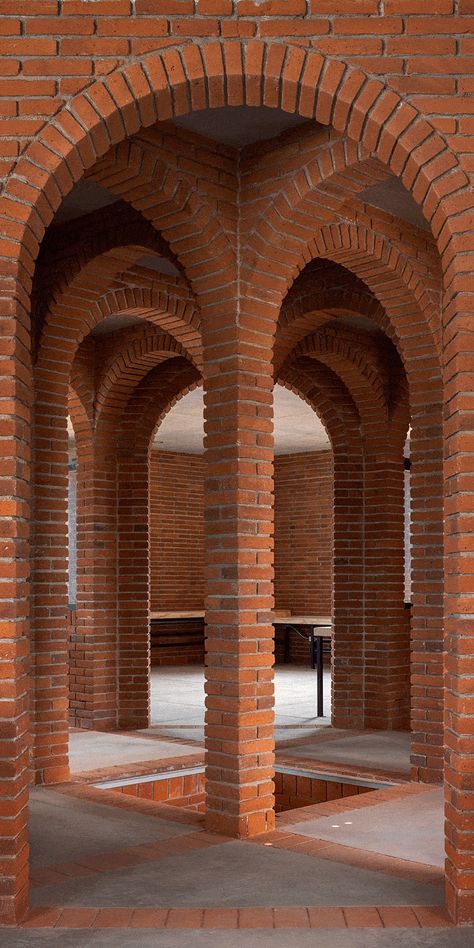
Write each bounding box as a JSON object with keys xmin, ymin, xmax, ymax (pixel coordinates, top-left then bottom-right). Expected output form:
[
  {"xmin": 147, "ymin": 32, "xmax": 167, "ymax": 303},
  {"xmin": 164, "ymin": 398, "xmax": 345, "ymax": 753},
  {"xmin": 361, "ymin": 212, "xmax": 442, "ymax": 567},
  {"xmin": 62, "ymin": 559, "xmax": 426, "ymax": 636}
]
[{"xmin": 22, "ymin": 905, "xmax": 453, "ymax": 929}]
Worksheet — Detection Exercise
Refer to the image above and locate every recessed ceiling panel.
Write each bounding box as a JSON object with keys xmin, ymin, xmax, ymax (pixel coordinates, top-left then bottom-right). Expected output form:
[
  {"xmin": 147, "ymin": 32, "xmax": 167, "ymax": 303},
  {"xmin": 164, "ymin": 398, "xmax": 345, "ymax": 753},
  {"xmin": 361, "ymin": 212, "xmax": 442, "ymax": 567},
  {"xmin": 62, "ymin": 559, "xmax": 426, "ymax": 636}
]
[
  {"xmin": 53, "ymin": 180, "xmax": 119, "ymax": 225},
  {"xmin": 361, "ymin": 177, "xmax": 428, "ymax": 231},
  {"xmin": 170, "ymin": 105, "xmax": 310, "ymax": 148}
]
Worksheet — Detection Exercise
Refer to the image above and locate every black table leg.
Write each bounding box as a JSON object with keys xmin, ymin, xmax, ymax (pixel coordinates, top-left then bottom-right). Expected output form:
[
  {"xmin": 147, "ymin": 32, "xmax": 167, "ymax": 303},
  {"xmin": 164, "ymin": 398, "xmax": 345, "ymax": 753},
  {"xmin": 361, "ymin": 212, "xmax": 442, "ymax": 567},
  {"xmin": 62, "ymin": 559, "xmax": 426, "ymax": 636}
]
[
  {"xmin": 316, "ymin": 634, "xmax": 324, "ymax": 717},
  {"xmin": 284, "ymin": 625, "xmax": 290, "ymax": 663}
]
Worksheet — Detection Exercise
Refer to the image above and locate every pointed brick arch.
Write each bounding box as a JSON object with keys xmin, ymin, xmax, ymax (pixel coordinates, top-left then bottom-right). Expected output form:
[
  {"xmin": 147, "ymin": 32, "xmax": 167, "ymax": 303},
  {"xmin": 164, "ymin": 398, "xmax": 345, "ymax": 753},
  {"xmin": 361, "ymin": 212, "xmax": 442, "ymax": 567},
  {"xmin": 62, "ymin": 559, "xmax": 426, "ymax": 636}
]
[
  {"xmin": 115, "ymin": 359, "xmax": 201, "ymax": 728},
  {"xmin": 295, "ymin": 326, "xmax": 394, "ymax": 429},
  {"xmin": 94, "ymin": 329, "xmax": 197, "ymax": 429},
  {"xmin": 275, "ymin": 286, "xmax": 386, "ymax": 377}
]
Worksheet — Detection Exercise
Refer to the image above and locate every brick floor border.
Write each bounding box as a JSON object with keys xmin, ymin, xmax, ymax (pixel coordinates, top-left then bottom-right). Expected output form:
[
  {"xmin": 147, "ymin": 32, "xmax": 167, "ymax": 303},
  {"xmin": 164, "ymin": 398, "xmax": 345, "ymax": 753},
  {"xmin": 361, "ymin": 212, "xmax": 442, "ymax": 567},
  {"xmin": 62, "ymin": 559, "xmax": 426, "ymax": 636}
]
[{"xmin": 21, "ymin": 905, "xmax": 453, "ymax": 930}]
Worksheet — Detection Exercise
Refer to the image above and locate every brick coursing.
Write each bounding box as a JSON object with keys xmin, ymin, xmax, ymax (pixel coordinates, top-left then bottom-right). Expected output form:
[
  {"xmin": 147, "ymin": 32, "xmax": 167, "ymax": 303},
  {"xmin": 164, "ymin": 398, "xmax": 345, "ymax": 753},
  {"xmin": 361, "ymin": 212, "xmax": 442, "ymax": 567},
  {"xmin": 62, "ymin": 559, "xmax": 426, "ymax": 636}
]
[{"xmin": 0, "ymin": 7, "xmax": 471, "ymax": 926}]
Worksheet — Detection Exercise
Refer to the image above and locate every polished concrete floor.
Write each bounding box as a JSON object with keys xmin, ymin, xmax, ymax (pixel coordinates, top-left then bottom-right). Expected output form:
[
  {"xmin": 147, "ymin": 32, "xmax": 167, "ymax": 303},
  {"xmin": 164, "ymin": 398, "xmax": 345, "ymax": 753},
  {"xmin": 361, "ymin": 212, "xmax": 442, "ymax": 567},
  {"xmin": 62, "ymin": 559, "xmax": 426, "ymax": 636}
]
[
  {"xmin": 70, "ymin": 731, "xmax": 200, "ymax": 776},
  {"xmin": 289, "ymin": 789, "xmax": 444, "ymax": 868},
  {"xmin": 8, "ymin": 666, "xmax": 459, "ymax": 944},
  {"xmin": 4, "ymin": 932, "xmax": 474, "ymax": 947},
  {"xmin": 9, "ymin": 782, "xmax": 456, "ymax": 945},
  {"xmin": 150, "ymin": 664, "xmax": 332, "ymax": 744}
]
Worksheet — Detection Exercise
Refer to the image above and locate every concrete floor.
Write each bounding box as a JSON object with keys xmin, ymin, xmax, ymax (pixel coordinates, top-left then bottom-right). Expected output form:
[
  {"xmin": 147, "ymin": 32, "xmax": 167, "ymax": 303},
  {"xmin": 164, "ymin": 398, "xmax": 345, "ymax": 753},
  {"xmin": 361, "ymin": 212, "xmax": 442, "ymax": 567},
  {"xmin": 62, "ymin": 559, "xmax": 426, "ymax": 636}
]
[
  {"xmin": 150, "ymin": 664, "xmax": 332, "ymax": 743},
  {"xmin": 29, "ymin": 793, "xmax": 443, "ymax": 909},
  {"xmin": 68, "ymin": 665, "xmax": 412, "ymax": 780},
  {"xmin": 10, "ymin": 666, "xmax": 456, "ymax": 944},
  {"xmin": 30, "ymin": 789, "xmax": 192, "ymax": 869},
  {"xmin": 6, "ymin": 784, "xmax": 460, "ymax": 945},
  {"xmin": 282, "ymin": 730, "xmax": 412, "ymax": 777},
  {"xmin": 289, "ymin": 789, "xmax": 444, "ymax": 868},
  {"xmin": 148, "ymin": 664, "xmax": 410, "ymax": 777},
  {"xmin": 70, "ymin": 731, "xmax": 200, "ymax": 776},
  {"xmin": 5, "ymin": 931, "xmax": 474, "ymax": 947},
  {"xmin": 18, "ymin": 784, "xmax": 454, "ymax": 946}
]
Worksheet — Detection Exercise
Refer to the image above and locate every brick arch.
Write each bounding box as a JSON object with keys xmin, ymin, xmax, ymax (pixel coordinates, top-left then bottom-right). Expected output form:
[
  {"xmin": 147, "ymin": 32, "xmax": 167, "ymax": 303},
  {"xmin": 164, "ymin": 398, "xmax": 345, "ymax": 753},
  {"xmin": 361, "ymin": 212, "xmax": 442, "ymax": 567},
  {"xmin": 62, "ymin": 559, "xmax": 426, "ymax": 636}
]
[
  {"xmin": 244, "ymin": 147, "xmax": 442, "ymax": 321},
  {"xmin": 278, "ymin": 358, "xmax": 365, "ymax": 729},
  {"xmin": 292, "ymin": 326, "xmax": 397, "ymax": 431},
  {"xmin": 276, "ymin": 225, "xmax": 443, "ymax": 763},
  {"xmin": 70, "ymin": 355, "xmax": 201, "ymax": 732},
  {"xmin": 307, "ymin": 223, "xmax": 441, "ymax": 357},
  {"xmin": 69, "ymin": 341, "xmax": 95, "ymax": 441},
  {"xmin": 297, "ymin": 229, "xmax": 444, "ymax": 765},
  {"xmin": 94, "ymin": 328, "xmax": 198, "ymax": 432},
  {"xmin": 263, "ymin": 215, "xmax": 441, "ymax": 379},
  {"xmin": 36, "ymin": 247, "xmax": 199, "ymax": 373},
  {"xmin": 32, "ymin": 202, "xmax": 181, "ymax": 344},
  {"xmin": 85, "ymin": 138, "xmax": 235, "ymax": 298},
  {"xmin": 1, "ymin": 40, "xmax": 469, "ymax": 293},
  {"xmin": 31, "ymin": 255, "xmax": 199, "ymax": 764},
  {"xmin": 281, "ymin": 236, "xmax": 442, "ymax": 767},
  {"xmin": 275, "ymin": 287, "xmax": 390, "ymax": 377}
]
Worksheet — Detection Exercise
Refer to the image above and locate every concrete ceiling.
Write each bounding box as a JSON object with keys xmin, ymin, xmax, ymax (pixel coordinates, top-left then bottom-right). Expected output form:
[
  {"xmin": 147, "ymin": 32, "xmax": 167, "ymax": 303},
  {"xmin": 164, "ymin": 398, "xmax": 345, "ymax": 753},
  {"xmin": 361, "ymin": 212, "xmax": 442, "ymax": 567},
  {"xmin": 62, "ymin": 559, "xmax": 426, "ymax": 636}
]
[
  {"xmin": 89, "ymin": 314, "xmax": 143, "ymax": 337},
  {"xmin": 360, "ymin": 177, "xmax": 427, "ymax": 231},
  {"xmin": 154, "ymin": 384, "xmax": 331, "ymax": 456},
  {"xmin": 170, "ymin": 104, "xmax": 309, "ymax": 148},
  {"xmin": 53, "ymin": 180, "xmax": 119, "ymax": 225}
]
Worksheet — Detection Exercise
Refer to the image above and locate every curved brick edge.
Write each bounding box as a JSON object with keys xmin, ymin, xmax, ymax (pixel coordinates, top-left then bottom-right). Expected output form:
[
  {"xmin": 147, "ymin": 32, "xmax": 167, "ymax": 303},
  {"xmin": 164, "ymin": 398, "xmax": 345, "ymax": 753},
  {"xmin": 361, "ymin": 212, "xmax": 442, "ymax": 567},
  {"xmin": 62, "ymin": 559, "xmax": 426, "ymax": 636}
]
[{"xmin": 1, "ymin": 40, "xmax": 470, "ymax": 281}]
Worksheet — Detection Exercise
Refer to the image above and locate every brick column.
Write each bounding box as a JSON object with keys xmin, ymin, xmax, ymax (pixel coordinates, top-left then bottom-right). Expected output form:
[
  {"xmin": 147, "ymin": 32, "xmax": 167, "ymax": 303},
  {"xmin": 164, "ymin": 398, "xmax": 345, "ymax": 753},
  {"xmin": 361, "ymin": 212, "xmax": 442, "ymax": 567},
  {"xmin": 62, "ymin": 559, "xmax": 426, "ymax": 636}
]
[
  {"xmin": 73, "ymin": 432, "xmax": 119, "ymax": 730},
  {"xmin": 0, "ymin": 291, "xmax": 30, "ymax": 924},
  {"xmin": 444, "ymin": 309, "xmax": 474, "ymax": 924},
  {"xmin": 203, "ymin": 304, "xmax": 276, "ymax": 839},
  {"xmin": 31, "ymin": 373, "xmax": 70, "ymax": 783},
  {"xmin": 409, "ymin": 388, "xmax": 444, "ymax": 783},
  {"xmin": 363, "ymin": 446, "xmax": 410, "ymax": 730},
  {"xmin": 331, "ymin": 438, "xmax": 366, "ymax": 730},
  {"xmin": 333, "ymin": 441, "xmax": 408, "ymax": 732},
  {"xmin": 116, "ymin": 445, "xmax": 150, "ymax": 731}
]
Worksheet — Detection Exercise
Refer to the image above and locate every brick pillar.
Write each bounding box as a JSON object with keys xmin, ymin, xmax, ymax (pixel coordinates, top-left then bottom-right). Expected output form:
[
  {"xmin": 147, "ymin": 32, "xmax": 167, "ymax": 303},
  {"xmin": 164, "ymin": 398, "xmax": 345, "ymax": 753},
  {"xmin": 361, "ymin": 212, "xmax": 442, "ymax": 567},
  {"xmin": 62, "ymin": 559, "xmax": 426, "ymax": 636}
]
[
  {"xmin": 74, "ymin": 432, "xmax": 119, "ymax": 730},
  {"xmin": 31, "ymin": 373, "xmax": 70, "ymax": 783},
  {"xmin": 333, "ymin": 443, "xmax": 408, "ymax": 732},
  {"xmin": 116, "ymin": 445, "xmax": 150, "ymax": 730},
  {"xmin": 0, "ymin": 292, "xmax": 30, "ymax": 924},
  {"xmin": 444, "ymin": 310, "xmax": 474, "ymax": 924},
  {"xmin": 331, "ymin": 438, "xmax": 366, "ymax": 730},
  {"xmin": 203, "ymin": 306, "xmax": 276, "ymax": 839},
  {"xmin": 409, "ymin": 389, "xmax": 444, "ymax": 783},
  {"xmin": 363, "ymin": 446, "xmax": 410, "ymax": 730},
  {"xmin": 330, "ymin": 412, "xmax": 409, "ymax": 731}
]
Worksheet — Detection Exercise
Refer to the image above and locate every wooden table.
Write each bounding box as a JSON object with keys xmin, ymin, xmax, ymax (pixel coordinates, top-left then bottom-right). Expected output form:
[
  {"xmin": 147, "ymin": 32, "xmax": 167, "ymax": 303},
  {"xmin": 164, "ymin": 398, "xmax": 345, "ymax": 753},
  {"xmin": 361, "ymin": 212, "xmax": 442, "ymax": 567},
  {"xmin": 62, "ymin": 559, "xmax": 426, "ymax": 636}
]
[{"xmin": 150, "ymin": 611, "xmax": 332, "ymax": 718}]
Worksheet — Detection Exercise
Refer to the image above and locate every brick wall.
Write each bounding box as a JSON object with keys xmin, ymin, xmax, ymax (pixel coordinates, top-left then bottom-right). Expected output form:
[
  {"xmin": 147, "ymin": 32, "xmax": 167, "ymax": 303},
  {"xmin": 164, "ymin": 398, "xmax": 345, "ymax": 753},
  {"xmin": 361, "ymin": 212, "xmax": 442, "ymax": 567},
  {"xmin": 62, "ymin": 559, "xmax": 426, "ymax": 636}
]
[
  {"xmin": 0, "ymin": 4, "xmax": 473, "ymax": 166},
  {"xmin": 150, "ymin": 448, "xmax": 333, "ymax": 665},
  {"xmin": 274, "ymin": 451, "xmax": 333, "ymax": 663},
  {"xmin": 150, "ymin": 450, "xmax": 205, "ymax": 612},
  {"xmin": 274, "ymin": 451, "xmax": 333, "ymax": 616}
]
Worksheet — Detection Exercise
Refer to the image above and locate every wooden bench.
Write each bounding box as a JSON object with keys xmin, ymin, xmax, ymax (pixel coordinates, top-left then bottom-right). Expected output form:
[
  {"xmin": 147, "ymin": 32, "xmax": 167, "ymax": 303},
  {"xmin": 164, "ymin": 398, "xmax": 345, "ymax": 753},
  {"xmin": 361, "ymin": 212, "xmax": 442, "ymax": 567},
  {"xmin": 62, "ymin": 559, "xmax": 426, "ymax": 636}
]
[{"xmin": 150, "ymin": 611, "xmax": 205, "ymax": 665}]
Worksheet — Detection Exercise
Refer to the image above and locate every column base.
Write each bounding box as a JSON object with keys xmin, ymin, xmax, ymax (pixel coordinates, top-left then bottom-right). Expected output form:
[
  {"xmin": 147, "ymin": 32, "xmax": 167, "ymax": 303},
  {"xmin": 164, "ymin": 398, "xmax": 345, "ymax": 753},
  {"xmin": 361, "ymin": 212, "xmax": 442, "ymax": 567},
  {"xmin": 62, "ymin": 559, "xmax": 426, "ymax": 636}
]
[
  {"xmin": 446, "ymin": 879, "xmax": 474, "ymax": 925},
  {"xmin": 0, "ymin": 880, "xmax": 29, "ymax": 927},
  {"xmin": 205, "ymin": 807, "xmax": 275, "ymax": 839},
  {"xmin": 34, "ymin": 765, "xmax": 70, "ymax": 785}
]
